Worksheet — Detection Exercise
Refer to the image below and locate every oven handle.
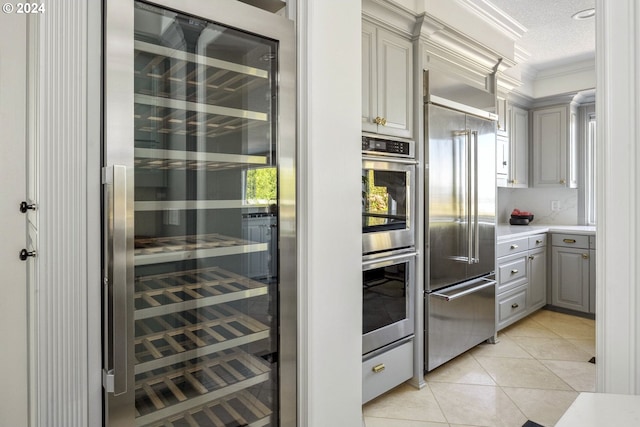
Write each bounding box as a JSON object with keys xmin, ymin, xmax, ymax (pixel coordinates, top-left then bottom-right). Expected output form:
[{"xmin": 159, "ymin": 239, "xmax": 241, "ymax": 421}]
[
  {"xmin": 362, "ymin": 250, "xmax": 418, "ymax": 269},
  {"xmin": 362, "ymin": 155, "xmax": 418, "ymax": 165},
  {"xmin": 430, "ymin": 279, "xmax": 496, "ymax": 302}
]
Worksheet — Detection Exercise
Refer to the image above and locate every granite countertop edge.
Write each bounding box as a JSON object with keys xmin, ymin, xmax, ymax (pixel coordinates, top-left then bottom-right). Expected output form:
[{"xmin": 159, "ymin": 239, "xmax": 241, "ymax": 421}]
[{"xmin": 497, "ymin": 224, "xmax": 596, "ymax": 241}]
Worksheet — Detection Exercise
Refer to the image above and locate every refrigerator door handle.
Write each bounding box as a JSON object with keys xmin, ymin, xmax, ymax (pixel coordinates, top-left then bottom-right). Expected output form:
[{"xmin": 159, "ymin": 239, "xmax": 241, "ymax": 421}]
[
  {"xmin": 465, "ymin": 129, "xmax": 473, "ymax": 265},
  {"xmin": 472, "ymin": 130, "xmax": 480, "ymax": 264},
  {"xmin": 103, "ymin": 165, "xmax": 128, "ymax": 395},
  {"xmin": 430, "ymin": 278, "xmax": 496, "ymax": 301}
]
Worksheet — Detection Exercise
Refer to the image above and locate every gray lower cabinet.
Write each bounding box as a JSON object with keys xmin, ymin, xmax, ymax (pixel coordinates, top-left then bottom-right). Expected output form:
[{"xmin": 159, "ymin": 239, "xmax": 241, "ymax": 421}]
[
  {"xmin": 551, "ymin": 233, "xmax": 594, "ymax": 313},
  {"xmin": 496, "ymin": 234, "xmax": 547, "ymax": 330},
  {"xmin": 527, "ymin": 245, "xmax": 547, "ymax": 310},
  {"xmin": 362, "ymin": 338, "xmax": 413, "ymax": 403}
]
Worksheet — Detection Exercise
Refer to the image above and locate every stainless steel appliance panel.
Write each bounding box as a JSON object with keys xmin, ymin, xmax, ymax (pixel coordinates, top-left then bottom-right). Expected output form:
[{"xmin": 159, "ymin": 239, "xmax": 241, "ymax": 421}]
[
  {"xmin": 426, "ymin": 104, "xmax": 472, "ymax": 290},
  {"xmin": 362, "ymin": 251, "xmax": 416, "ymax": 355},
  {"xmin": 465, "ymin": 114, "xmax": 496, "ymax": 280},
  {"xmin": 426, "ymin": 276, "xmax": 496, "ymax": 371},
  {"xmin": 426, "ymin": 104, "xmax": 496, "ymax": 291},
  {"xmin": 362, "ymin": 158, "xmax": 416, "ymax": 254}
]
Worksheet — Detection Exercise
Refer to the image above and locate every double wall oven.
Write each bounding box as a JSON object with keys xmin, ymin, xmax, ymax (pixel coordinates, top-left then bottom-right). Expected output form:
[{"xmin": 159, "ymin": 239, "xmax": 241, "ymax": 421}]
[
  {"xmin": 362, "ymin": 135, "xmax": 415, "ymax": 254},
  {"xmin": 361, "ymin": 134, "xmax": 417, "ymax": 403}
]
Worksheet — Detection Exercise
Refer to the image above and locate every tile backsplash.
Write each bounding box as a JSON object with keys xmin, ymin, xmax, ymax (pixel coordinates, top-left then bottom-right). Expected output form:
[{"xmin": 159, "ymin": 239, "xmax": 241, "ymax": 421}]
[{"xmin": 498, "ymin": 187, "xmax": 578, "ymax": 225}]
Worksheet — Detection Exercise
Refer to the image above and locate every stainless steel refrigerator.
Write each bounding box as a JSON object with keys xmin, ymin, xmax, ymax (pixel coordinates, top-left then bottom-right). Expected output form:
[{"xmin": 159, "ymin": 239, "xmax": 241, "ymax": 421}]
[
  {"xmin": 423, "ymin": 71, "xmax": 497, "ymax": 372},
  {"xmin": 102, "ymin": 1, "xmax": 296, "ymax": 425}
]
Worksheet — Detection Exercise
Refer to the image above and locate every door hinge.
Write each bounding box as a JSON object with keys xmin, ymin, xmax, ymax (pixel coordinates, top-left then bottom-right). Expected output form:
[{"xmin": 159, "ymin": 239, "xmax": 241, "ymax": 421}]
[{"xmin": 103, "ymin": 369, "xmax": 115, "ymax": 393}]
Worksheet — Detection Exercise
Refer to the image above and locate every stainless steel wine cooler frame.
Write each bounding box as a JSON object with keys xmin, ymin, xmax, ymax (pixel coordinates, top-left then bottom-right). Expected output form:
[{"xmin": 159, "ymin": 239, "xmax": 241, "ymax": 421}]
[{"xmin": 102, "ymin": 0, "xmax": 296, "ymax": 425}]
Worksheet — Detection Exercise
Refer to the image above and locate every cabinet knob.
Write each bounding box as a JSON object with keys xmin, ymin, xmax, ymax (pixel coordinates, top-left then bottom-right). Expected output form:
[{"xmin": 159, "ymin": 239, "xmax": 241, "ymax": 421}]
[
  {"xmin": 373, "ymin": 116, "xmax": 387, "ymax": 126},
  {"xmin": 536, "ymin": 239, "xmax": 543, "ymax": 244},
  {"xmin": 563, "ymin": 239, "xmax": 576, "ymax": 244},
  {"xmin": 511, "ymin": 269, "xmax": 519, "ymax": 274},
  {"xmin": 502, "ymin": 161, "xmax": 507, "ymax": 166},
  {"xmin": 372, "ymin": 363, "xmax": 385, "ymax": 373},
  {"xmin": 528, "ymin": 255, "xmax": 535, "ymax": 260},
  {"xmin": 511, "ymin": 303, "xmax": 519, "ymax": 309},
  {"xmin": 510, "ymin": 244, "xmax": 518, "ymax": 249},
  {"xmin": 582, "ymin": 253, "xmax": 589, "ymax": 259},
  {"xmin": 560, "ymin": 179, "xmax": 566, "ymax": 184}
]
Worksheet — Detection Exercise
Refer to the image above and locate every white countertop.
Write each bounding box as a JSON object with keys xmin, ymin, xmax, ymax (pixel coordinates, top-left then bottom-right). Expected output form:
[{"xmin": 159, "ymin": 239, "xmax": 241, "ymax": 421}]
[
  {"xmin": 555, "ymin": 392, "xmax": 640, "ymax": 427},
  {"xmin": 497, "ymin": 224, "xmax": 596, "ymax": 241}
]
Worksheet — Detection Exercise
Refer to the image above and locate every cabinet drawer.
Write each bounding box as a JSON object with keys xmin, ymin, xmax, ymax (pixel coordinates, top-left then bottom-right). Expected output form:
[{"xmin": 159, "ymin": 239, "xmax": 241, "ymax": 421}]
[
  {"xmin": 497, "ymin": 253, "xmax": 528, "ymax": 293},
  {"xmin": 552, "ymin": 233, "xmax": 589, "ymax": 249},
  {"xmin": 528, "ymin": 234, "xmax": 547, "ymax": 249},
  {"xmin": 497, "ymin": 237, "xmax": 529, "ymax": 257},
  {"xmin": 362, "ymin": 339, "xmax": 413, "ymax": 404},
  {"xmin": 497, "ymin": 286, "xmax": 527, "ymax": 330}
]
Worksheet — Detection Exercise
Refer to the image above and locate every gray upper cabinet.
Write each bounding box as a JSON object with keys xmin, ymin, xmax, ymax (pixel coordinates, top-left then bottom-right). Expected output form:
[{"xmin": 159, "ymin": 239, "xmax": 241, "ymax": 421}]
[
  {"xmin": 496, "ymin": 95, "xmax": 508, "ymax": 137},
  {"xmin": 497, "ymin": 102, "xmax": 528, "ymax": 188},
  {"xmin": 508, "ymin": 105, "xmax": 529, "ymax": 188},
  {"xmin": 532, "ymin": 104, "xmax": 578, "ymax": 188},
  {"xmin": 362, "ymin": 20, "xmax": 413, "ymax": 138}
]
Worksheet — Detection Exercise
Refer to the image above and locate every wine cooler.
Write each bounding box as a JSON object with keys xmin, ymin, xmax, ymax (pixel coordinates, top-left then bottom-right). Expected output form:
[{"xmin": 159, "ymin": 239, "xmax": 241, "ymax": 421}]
[{"xmin": 102, "ymin": 1, "xmax": 296, "ymax": 426}]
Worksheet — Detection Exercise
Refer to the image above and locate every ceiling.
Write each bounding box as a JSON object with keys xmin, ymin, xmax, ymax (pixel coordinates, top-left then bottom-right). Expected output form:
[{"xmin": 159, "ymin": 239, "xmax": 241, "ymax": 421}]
[{"xmin": 476, "ymin": 0, "xmax": 596, "ymax": 74}]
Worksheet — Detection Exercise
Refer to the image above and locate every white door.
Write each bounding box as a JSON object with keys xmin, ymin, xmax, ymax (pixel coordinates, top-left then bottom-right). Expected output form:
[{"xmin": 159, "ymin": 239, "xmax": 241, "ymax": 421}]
[{"xmin": 0, "ymin": 11, "xmax": 29, "ymax": 427}]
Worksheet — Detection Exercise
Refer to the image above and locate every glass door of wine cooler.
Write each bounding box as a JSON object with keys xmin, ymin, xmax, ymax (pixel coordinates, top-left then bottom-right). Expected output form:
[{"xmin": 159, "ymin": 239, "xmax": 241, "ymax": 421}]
[{"xmin": 102, "ymin": 1, "xmax": 295, "ymax": 426}]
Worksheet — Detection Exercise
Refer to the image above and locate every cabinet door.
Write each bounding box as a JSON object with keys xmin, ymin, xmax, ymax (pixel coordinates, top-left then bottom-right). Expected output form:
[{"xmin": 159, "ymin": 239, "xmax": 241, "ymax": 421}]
[
  {"xmin": 362, "ymin": 21, "xmax": 378, "ymax": 134},
  {"xmin": 496, "ymin": 135, "xmax": 509, "ymax": 184},
  {"xmin": 376, "ymin": 28, "xmax": 413, "ymax": 138},
  {"xmin": 527, "ymin": 246, "xmax": 546, "ymax": 310},
  {"xmin": 496, "ymin": 96, "xmax": 508, "ymax": 137},
  {"xmin": 532, "ymin": 106, "xmax": 567, "ymax": 187},
  {"xmin": 552, "ymin": 246, "xmax": 590, "ymax": 312},
  {"xmin": 510, "ymin": 106, "xmax": 529, "ymax": 187}
]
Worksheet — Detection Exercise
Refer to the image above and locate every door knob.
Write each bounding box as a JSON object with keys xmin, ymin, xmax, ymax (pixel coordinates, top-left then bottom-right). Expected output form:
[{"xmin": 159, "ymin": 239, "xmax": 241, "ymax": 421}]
[
  {"xmin": 20, "ymin": 201, "xmax": 37, "ymax": 213},
  {"xmin": 19, "ymin": 249, "xmax": 36, "ymax": 261}
]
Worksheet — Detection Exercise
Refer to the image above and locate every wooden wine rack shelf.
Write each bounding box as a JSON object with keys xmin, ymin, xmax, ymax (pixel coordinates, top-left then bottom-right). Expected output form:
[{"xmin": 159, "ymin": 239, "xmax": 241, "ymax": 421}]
[
  {"xmin": 135, "ymin": 266, "xmax": 269, "ymax": 320},
  {"xmin": 133, "ymin": 147, "xmax": 268, "ymax": 172},
  {"xmin": 134, "ymin": 40, "xmax": 269, "ymax": 101},
  {"xmin": 134, "ymin": 233, "xmax": 268, "ymax": 266},
  {"xmin": 135, "ymin": 348, "xmax": 271, "ymax": 426},
  {"xmin": 134, "ymin": 37, "xmax": 271, "ymax": 141},
  {"xmin": 135, "ymin": 304, "xmax": 270, "ymax": 374},
  {"xmin": 142, "ymin": 390, "xmax": 271, "ymax": 427}
]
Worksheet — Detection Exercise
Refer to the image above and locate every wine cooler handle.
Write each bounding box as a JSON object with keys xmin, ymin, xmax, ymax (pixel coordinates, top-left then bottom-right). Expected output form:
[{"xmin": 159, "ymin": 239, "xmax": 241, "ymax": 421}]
[{"xmin": 103, "ymin": 165, "xmax": 128, "ymax": 395}]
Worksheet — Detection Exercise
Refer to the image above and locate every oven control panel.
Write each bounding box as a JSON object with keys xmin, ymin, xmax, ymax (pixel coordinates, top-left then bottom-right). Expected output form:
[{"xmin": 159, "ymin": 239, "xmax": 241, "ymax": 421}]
[{"xmin": 362, "ymin": 135, "xmax": 413, "ymax": 158}]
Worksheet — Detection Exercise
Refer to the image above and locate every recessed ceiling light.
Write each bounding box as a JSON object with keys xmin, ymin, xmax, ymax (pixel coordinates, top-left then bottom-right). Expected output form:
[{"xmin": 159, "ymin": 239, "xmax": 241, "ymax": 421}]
[{"xmin": 572, "ymin": 8, "xmax": 595, "ymax": 20}]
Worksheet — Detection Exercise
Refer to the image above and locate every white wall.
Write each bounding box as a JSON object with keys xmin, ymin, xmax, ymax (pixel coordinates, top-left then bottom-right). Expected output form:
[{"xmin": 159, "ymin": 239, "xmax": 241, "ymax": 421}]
[
  {"xmin": 0, "ymin": 11, "xmax": 28, "ymax": 427},
  {"xmin": 297, "ymin": 1, "xmax": 363, "ymax": 425},
  {"xmin": 497, "ymin": 187, "xmax": 579, "ymax": 225}
]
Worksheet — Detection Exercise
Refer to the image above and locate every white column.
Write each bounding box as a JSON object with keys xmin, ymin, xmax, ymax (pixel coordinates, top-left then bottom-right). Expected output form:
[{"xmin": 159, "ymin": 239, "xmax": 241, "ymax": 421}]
[
  {"xmin": 596, "ymin": 0, "xmax": 640, "ymax": 394},
  {"xmin": 297, "ymin": 0, "xmax": 363, "ymax": 425},
  {"xmin": 32, "ymin": 1, "xmax": 102, "ymax": 425}
]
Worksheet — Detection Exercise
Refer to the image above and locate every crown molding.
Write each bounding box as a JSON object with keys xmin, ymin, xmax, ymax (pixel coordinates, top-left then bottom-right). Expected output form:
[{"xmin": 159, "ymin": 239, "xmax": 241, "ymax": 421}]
[
  {"xmin": 455, "ymin": 0, "xmax": 527, "ymax": 41},
  {"xmin": 362, "ymin": 0, "xmax": 417, "ymax": 37},
  {"xmin": 535, "ymin": 57, "xmax": 596, "ymax": 81},
  {"xmin": 414, "ymin": 12, "xmax": 517, "ymax": 73}
]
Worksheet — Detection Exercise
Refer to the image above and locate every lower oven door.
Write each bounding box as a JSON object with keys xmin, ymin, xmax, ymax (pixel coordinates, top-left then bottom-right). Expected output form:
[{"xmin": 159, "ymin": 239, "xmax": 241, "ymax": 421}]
[
  {"xmin": 363, "ymin": 251, "xmax": 416, "ymax": 355},
  {"xmin": 425, "ymin": 276, "xmax": 496, "ymax": 371},
  {"xmin": 362, "ymin": 157, "xmax": 415, "ymax": 254}
]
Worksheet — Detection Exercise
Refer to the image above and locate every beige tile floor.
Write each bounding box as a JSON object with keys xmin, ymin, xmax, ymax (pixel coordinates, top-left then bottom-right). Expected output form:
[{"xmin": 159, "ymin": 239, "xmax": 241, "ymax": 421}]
[{"xmin": 363, "ymin": 309, "xmax": 596, "ymax": 427}]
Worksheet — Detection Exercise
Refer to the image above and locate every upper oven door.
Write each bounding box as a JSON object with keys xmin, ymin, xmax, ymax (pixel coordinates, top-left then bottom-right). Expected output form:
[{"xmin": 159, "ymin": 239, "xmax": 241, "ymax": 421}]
[{"xmin": 362, "ymin": 157, "xmax": 415, "ymax": 254}]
